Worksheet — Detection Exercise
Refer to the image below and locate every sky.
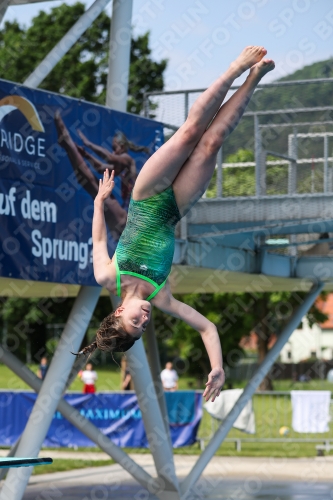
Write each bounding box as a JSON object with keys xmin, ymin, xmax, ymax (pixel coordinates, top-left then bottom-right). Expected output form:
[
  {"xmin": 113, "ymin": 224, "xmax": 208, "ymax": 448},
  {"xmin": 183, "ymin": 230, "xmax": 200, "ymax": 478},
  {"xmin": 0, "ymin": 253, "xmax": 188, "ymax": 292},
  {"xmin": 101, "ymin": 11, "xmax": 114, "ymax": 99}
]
[{"xmin": 1, "ymin": 0, "xmax": 333, "ymax": 90}]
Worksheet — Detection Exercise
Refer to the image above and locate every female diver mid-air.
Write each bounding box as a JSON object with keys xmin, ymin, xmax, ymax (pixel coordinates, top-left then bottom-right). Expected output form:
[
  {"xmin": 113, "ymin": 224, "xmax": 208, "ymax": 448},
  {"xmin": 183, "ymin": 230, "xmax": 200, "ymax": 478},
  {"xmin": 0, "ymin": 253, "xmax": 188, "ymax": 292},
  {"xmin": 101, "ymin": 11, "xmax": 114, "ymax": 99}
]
[{"xmin": 79, "ymin": 46, "xmax": 274, "ymax": 402}]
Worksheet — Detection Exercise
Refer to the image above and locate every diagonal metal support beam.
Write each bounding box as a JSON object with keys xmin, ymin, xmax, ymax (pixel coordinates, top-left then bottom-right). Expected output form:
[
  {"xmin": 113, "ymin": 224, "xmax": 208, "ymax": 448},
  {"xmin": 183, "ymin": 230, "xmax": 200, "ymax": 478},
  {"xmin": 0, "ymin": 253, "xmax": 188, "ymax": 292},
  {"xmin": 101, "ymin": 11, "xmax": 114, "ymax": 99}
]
[
  {"xmin": 180, "ymin": 282, "xmax": 324, "ymax": 496},
  {"xmin": 127, "ymin": 340, "xmax": 181, "ymax": 500},
  {"xmin": 145, "ymin": 321, "xmax": 171, "ymax": 444},
  {"xmin": 0, "ymin": 286, "xmax": 100, "ymax": 500},
  {"xmin": 266, "ymin": 149, "xmax": 296, "ymax": 162},
  {"xmin": 23, "ymin": 0, "xmax": 111, "ymax": 88},
  {"xmin": 0, "ymin": 0, "xmax": 10, "ymax": 24},
  {"xmin": 0, "ymin": 345, "xmax": 156, "ymax": 491}
]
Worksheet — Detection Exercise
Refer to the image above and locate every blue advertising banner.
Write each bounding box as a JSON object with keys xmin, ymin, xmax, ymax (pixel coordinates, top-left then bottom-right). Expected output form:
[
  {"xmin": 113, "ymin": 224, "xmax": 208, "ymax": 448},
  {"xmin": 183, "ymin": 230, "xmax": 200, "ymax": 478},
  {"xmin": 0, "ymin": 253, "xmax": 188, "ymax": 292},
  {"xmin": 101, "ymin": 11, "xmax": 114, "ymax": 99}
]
[
  {"xmin": 0, "ymin": 79, "xmax": 163, "ymax": 285},
  {"xmin": 0, "ymin": 391, "xmax": 202, "ymax": 448}
]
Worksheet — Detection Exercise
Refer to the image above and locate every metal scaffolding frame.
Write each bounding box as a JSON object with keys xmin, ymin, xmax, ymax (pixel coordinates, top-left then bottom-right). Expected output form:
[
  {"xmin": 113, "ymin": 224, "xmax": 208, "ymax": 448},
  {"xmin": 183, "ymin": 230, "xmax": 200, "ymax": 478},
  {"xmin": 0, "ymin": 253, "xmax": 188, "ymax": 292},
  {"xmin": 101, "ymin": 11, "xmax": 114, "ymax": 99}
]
[
  {"xmin": 144, "ymin": 79, "xmax": 333, "ymax": 201},
  {"xmin": 0, "ymin": 2, "xmax": 331, "ymax": 499},
  {"xmin": 0, "ymin": 346, "xmax": 156, "ymax": 491},
  {"xmin": 144, "ymin": 77, "xmax": 333, "ymax": 99},
  {"xmin": 181, "ymin": 283, "xmax": 324, "ymax": 495},
  {"xmin": 0, "ymin": 0, "xmax": 10, "ymax": 24},
  {"xmin": 0, "ymin": 284, "xmax": 324, "ymax": 499},
  {"xmin": 162, "ymin": 106, "xmax": 333, "ymax": 201},
  {"xmin": 0, "ymin": 287, "xmax": 101, "ymax": 499}
]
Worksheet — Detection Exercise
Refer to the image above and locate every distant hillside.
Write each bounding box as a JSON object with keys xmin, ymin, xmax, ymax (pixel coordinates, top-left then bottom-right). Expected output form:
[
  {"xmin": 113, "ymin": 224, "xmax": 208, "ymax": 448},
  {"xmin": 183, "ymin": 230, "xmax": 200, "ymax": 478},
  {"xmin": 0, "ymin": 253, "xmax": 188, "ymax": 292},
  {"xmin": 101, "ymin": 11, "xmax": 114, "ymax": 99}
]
[
  {"xmin": 279, "ymin": 58, "xmax": 333, "ymax": 81},
  {"xmin": 225, "ymin": 57, "xmax": 333, "ymax": 158}
]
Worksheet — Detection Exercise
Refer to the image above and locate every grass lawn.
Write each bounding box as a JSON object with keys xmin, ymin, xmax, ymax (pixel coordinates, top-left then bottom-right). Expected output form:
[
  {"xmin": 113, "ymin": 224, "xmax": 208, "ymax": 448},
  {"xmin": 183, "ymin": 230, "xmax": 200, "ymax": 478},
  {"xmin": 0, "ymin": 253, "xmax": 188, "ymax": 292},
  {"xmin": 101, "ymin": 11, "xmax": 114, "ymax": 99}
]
[
  {"xmin": 31, "ymin": 458, "xmax": 115, "ymax": 475},
  {"xmin": 1, "ymin": 362, "xmax": 333, "ymax": 392},
  {"xmin": 127, "ymin": 441, "xmax": 333, "ymax": 458},
  {"xmin": 0, "ymin": 459, "xmax": 115, "ymax": 477},
  {"xmin": 0, "ymin": 364, "xmax": 124, "ymax": 392},
  {"xmin": 0, "ymin": 363, "xmax": 196, "ymax": 391},
  {"xmin": 236, "ymin": 378, "xmax": 333, "ymax": 392}
]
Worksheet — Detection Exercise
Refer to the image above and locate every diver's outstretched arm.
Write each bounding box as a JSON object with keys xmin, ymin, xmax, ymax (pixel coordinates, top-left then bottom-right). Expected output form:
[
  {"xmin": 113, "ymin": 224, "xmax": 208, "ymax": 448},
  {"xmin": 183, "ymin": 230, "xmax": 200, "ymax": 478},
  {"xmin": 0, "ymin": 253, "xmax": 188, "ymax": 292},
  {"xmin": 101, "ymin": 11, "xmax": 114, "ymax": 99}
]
[
  {"xmin": 153, "ymin": 287, "xmax": 224, "ymax": 402},
  {"xmin": 78, "ymin": 130, "xmax": 132, "ymax": 171},
  {"xmin": 92, "ymin": 170, "xmax": 115, "ymax": 287},
  {"xmin": 77, "ymin": 145, "xmax": 127, "ymax": 176}
]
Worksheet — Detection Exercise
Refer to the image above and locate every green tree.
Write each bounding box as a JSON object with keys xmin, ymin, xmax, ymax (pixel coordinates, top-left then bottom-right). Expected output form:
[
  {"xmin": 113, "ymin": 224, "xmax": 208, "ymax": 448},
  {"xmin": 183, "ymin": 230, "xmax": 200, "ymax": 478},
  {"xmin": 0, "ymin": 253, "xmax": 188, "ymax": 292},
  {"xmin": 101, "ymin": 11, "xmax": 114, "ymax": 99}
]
[
  {"xmin": 0, "ymin": 294, "xmax": 117, "ymax": 365},
  {"xmin": 206, "ymin": 148, "xmax": 308, "ymax": 198},
  {"xmin": 215, "ymin": 291, "xmax": 327, "ymax": 391},
  {"xmin": 152, "ymin": 293, "xmax": 247, "ymax": 386},
  {"xmin": 207, "ymin": 149, "xmax": 288, "ymax": 198},
  {"xmin": 153, "ymin": 290, "xmax": 327, "ymax": 391},
  {"xmin": 0, "ymin": 3, "xmax": 167, "ymax": 113},
  {"xmin": 0, "ymin": 296, "xmax": 74, "ymax": 363}
]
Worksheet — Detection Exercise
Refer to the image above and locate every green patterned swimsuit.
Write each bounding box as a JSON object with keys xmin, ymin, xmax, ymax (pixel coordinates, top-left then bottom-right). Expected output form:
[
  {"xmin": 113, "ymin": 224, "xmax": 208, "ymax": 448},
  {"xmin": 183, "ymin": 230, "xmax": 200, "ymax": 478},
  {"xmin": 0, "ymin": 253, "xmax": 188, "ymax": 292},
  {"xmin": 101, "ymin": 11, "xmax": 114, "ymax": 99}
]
[{"xmin": 115, "ymin": 186, "xmax": 181, "ymax": 301}]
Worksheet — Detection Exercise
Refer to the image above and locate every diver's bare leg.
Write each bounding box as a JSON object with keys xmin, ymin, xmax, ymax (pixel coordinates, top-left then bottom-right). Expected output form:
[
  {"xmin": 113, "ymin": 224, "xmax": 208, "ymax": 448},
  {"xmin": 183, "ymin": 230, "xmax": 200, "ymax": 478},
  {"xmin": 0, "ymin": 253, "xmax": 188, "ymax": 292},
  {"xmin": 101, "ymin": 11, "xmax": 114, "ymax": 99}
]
[
  {"xmin": 133, "ymin": 46, "xmax": 267, "ymax": 200},
  {"xmin": 172, "ymin": 59, "xmax": 275, "ymax": 215},
  {"xmin": 55, "ymin": 112, "xmax": 101, "ymax": 197},
  {"xmin": 55, "ymin": 113, "xmax": 127, "ymax": 236}
]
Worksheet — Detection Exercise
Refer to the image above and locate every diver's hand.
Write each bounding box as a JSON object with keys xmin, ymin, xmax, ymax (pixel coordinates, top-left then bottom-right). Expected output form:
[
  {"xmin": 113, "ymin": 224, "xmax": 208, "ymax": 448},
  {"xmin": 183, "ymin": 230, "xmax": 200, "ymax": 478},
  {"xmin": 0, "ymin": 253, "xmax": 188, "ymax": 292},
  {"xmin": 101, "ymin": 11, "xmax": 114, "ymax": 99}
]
[
  {"xmin": 203, "ymin": 367, "xmax": 225, "ymax": 402},
  {"xmin": 96, "ymin": 169, "xmax": 114, "ymax": 202}
]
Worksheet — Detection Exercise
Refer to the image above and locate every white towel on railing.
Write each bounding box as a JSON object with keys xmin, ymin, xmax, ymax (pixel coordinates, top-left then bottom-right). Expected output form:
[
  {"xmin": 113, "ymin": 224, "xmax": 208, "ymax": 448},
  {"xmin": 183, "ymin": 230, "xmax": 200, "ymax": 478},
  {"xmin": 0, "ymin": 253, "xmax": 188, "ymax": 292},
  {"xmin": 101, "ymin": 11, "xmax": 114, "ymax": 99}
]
[
  {"xmin": 291, "ymin": 390, "xmax": 331, "ymax": 433},
  {"xmin": 204, "ymin": 388, "xmax": 255, "ymax": 434}
]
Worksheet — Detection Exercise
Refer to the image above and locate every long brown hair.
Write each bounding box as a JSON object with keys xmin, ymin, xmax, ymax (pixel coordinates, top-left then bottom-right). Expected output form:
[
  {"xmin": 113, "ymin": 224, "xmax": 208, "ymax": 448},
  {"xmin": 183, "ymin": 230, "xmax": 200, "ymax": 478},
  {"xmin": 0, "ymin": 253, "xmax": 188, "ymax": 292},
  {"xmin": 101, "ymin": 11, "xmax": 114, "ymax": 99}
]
[{"xmin": 74, "ymin": 312, "xmax": 136, "ymax": 358}]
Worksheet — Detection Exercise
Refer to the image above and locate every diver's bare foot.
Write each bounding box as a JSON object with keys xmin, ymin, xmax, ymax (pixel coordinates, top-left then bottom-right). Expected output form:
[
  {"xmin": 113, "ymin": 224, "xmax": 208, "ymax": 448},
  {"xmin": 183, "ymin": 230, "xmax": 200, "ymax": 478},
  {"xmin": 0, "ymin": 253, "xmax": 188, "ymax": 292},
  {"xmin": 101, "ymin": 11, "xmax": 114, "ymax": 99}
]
[
  {"xmin": 249, "ymin": 58, "xmax": 275, "ymax": 82},
  {"xmin": 230, "ymin": 46, "xmax": 267, "ymax": 77}
]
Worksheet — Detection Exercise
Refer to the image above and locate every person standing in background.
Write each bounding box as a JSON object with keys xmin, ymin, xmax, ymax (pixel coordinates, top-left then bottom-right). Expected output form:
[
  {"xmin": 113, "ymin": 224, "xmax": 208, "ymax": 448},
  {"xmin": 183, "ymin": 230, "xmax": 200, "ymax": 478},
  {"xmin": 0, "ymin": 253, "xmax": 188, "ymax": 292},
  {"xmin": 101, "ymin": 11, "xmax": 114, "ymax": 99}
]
[
  {"xmin": 37, "ymin": 357, "xmax": 49, "ymax": 381},
  {"xmin": 80, "ymin": 363, "xmax": 98, "ymax": 394},
  {"xmin": 161, "ymin": 362, "xmax": 179, "ymax": 392}
]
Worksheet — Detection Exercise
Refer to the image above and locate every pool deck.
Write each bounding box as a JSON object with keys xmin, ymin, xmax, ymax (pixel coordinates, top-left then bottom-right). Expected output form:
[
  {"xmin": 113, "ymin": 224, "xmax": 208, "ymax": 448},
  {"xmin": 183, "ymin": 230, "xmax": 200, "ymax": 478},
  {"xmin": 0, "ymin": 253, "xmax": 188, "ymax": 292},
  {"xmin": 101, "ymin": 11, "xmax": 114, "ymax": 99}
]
[{"xmin": 16, "ymin": 453, "xmax": 333, "ymax": 499}]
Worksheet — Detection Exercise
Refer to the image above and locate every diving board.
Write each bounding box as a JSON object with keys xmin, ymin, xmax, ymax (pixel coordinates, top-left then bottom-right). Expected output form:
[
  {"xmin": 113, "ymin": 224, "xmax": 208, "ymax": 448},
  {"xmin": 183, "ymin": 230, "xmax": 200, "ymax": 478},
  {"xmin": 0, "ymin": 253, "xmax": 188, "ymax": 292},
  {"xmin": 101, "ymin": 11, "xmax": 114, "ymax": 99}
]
[{"xmin": 0, "ymin": 457, "xmax": 52, "ymax": 468}]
